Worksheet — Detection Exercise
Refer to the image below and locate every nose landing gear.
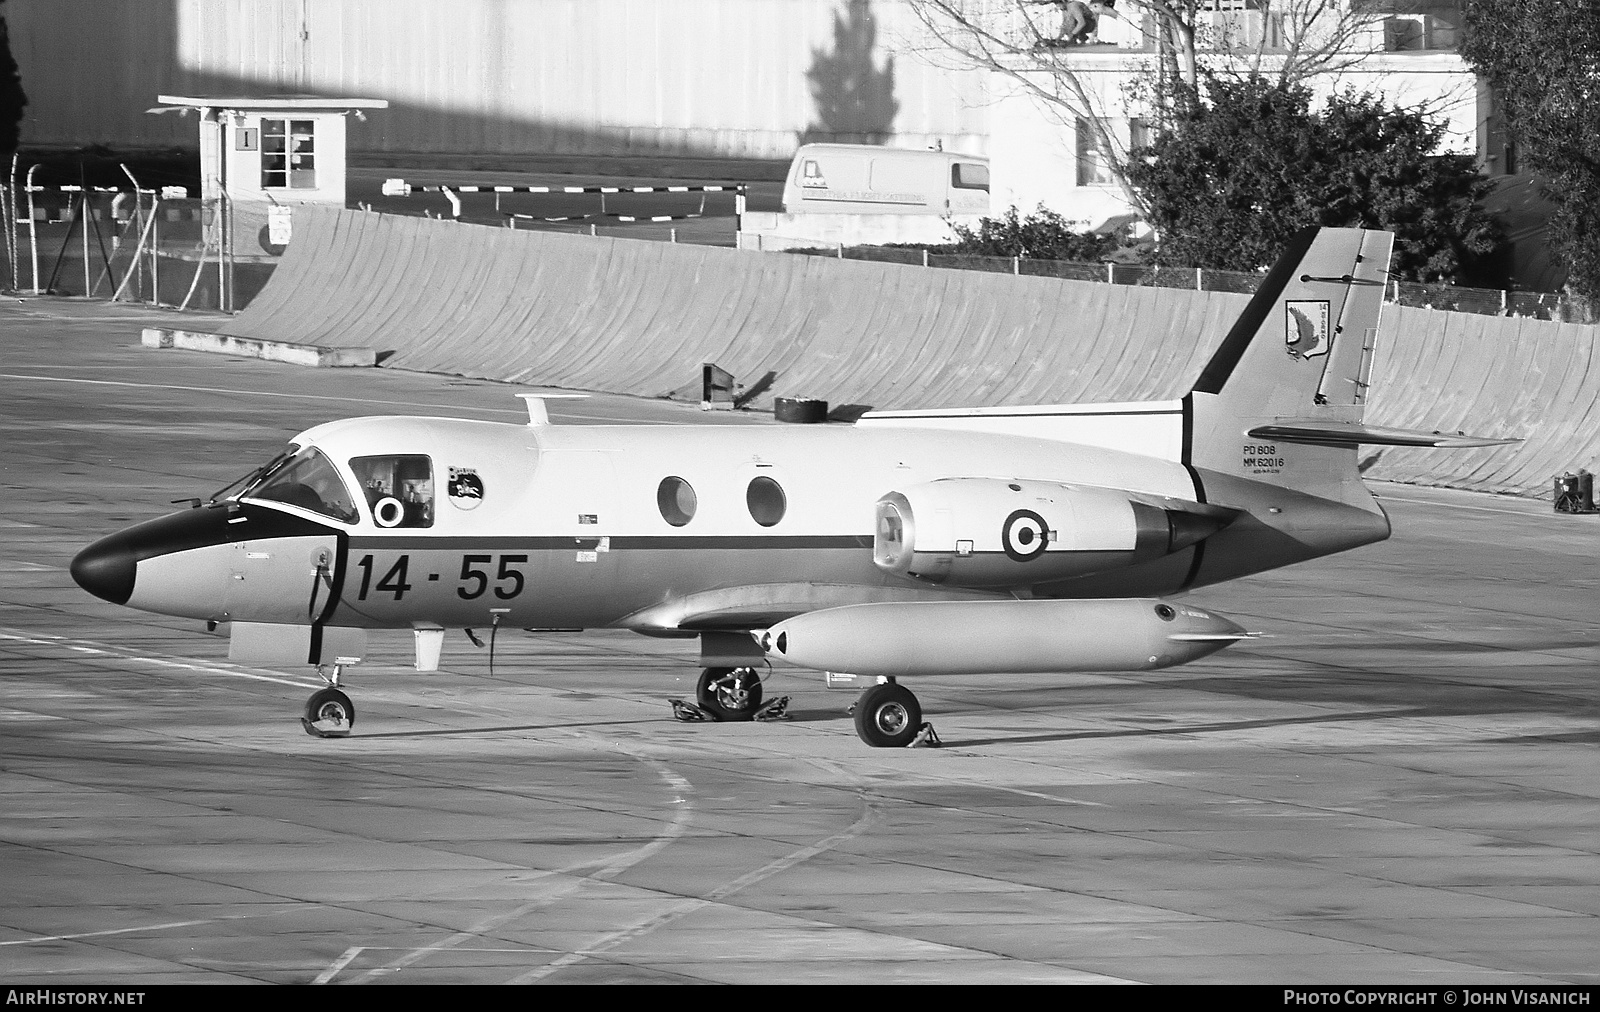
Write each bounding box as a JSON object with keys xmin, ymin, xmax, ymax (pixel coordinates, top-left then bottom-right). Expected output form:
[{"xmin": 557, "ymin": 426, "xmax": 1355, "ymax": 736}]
[
  {"xmin": 301, "ymin": 665, "xmax": 355, "ymax": 738},
  {"xmin": 695, "ymin": 666, "xmax": 764, "ymax": 721},
  {"xmin": 671, "ymin": 666, "xmax": 790, "ymax": 722}
]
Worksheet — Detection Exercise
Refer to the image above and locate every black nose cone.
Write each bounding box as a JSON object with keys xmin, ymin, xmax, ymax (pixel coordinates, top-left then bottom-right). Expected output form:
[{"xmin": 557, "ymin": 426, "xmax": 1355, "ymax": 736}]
[
  {"xmin": 71, "ymin": 538, "xmax": 137, "ymax": 605},
  {"xmin": 69, "ymin": 504, "xmax": 236, "ymax": 607}
]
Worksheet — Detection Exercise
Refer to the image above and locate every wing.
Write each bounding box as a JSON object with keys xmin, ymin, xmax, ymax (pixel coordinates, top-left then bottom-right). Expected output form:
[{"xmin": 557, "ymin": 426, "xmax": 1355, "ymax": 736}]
[{"xmin": 620, "ymin": 581, "xmax": 994, "ymax": 633}]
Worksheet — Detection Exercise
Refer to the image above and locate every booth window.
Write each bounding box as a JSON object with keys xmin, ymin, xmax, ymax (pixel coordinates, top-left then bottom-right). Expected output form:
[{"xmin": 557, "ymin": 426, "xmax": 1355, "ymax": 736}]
[
  {"xmin": 349, "ymin": 455, "xmax": 435, "ymax": 528},
  {"xmin": 262, "ymin": 119, "xmax": 317, "ymax": 189}
]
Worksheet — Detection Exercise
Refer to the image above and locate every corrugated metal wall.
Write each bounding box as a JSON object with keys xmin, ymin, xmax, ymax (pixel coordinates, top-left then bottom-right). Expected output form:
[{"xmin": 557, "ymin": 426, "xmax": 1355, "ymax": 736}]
[
  {"xmin": 10, "ymin": 0, "xmax": 987, "ymax": 159},
  {"xmin": 221, "ymin": 208, "xmax": 1592, "ymax": 499}
]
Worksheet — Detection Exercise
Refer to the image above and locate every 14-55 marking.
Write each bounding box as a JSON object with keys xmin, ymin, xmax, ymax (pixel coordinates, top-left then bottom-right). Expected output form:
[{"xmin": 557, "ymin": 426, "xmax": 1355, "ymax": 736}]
[{"xmin": 354, "ymin": 553, "xmax": 528, "ymax": 602}]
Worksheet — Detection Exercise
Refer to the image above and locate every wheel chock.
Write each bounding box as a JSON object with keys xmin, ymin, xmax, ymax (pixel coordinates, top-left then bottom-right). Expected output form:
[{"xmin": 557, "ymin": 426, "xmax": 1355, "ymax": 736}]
[
  {"xmin": 907, "ymin": 722, "xmax": 941, "ymax": 748},
  {"xmin": 670, "ymin": 698, "xmax": 713, "ymax": 722},
  {"xmin": 300, "ymin": 717, "xmax": 351, "ymax": 739},
  {"xmin": 754, "ymin": 696, "xmax": 791, "ymax": 721}
]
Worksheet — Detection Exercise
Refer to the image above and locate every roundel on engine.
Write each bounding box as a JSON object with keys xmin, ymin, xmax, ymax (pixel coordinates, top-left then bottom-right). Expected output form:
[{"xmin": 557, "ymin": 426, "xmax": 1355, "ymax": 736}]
[{"xmin": 1001, "ymin": 509, "xmax": 1051, "ymax": 561}]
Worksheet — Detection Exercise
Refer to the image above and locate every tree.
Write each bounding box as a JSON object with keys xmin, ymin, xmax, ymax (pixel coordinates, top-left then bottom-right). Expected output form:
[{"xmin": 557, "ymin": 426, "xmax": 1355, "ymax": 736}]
[
  {"xmin": 802, "ymin": 0, "xmax": 900, "ymax": 143},
  {"xmin": 948, "ymin": 204, "xmax": 1125, "ymax": 259},
  {"xmin": 903, "ymin": 1, "xmax": 1409, "ymax": 219},
  {"xmin": 0, "ymin": 0, "xmax": 25, "ymax": 164},
  {"xmin": 1125, "ymin": 76, "xmax": 1499, "ymax": 282},
  {"xmin": 1458, "ymin": 2, "xmax": 1600, "ymax": 302}
]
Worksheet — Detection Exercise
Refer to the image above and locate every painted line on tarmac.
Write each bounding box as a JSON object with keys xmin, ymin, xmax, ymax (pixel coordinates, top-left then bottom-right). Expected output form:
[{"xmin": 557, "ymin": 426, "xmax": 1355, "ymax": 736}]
[
  {"xmin": 336, "ymin": 754, "xmax": 697, "ymax": 985},
  {"xmin": 506, "ymin": 750, "xmax": 879, "ymax": 984},
  {"xmin": 0, "ymin": 372, "xmax": 526, "ymax": 415},
  {"xmin": 0, "ymin": 919, "xmax": 218, "ymax": 946},
  {"xmin": 0, "ymin": 372, "xmax": 705, "ymax": 425},
  {"xmin": 506, "ymin": 791, "xmax": 879, "ymax": 984},
  {"xmin": 0, "ymin": 628, "xmax": 318, "ymax": 689},
  {"xmin": 1375, "ymin": 493, "xmax": 1554, "ymax": 518}
]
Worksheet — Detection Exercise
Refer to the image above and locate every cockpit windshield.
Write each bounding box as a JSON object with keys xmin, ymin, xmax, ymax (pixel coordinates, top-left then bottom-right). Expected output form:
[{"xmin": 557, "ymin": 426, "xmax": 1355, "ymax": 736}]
[{"xmin": 246, "ymin": 446, "xmax": 359, "ymax": 524}]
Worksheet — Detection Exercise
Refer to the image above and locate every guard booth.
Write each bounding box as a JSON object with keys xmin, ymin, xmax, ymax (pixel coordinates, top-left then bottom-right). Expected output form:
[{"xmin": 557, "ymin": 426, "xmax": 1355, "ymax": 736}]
[{"xmin": 152, "ymin": 94, "xmax": 387, "ymax": 259}]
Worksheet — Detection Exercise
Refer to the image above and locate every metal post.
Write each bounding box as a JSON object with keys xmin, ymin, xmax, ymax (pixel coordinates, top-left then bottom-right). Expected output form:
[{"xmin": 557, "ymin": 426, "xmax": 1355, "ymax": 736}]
[
  {"xmin": 25, "ymin": 164, "xmax": 39, "ymax": 294},
  {"xmin": 1196, "ymin": 266, "xmax": 1203, "ymax": 290},
  {"xmin": 1012, "ymin": 256, "xmax": 1019, "ymax": 275},
  {"xmin": 151, "ymin": 206, "xmax": 159, "ymax": 304},
  {"xmin": 1, "ymin": 157, "xmax": 12, "ymax": 293},
  {"xmin": 922, "ymin": 249, "xmax": 928, "ymax": 268},
  {"xmin": 3, "ymin": 153, "xmax": 15, "ymax": 293},
  {"xmin": 111, "ymin": 198, "xmax": 160, "ymax": 303},
  {"xmin": 82, "ymin": 193, "xmax": 91, "ymax": 297},
  {"xmin": 1106, "ymin": 262, "xmax": 1115, "ymax": 284},
  {"xmin": 218, "ymin": 197, "xmax": 228, "ymax": 312}
]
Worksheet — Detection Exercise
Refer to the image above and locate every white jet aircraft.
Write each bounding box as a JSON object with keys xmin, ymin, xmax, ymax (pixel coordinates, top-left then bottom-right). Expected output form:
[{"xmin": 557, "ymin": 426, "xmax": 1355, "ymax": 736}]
[{"xmin": 71, "ymin": 227, "xmax": 1513, "ymax": 746}]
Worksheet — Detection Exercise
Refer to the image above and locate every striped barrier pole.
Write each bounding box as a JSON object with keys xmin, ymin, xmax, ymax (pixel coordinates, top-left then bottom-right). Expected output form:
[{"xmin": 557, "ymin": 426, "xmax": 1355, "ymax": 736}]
[{"xmin": 383, "ymin": 179, "xmax": 747, "ymax": 221}]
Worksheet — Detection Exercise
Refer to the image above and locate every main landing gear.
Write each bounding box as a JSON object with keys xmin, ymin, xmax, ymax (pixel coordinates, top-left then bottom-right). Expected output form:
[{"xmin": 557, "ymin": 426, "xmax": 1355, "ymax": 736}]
[
  {"xmin": 853, "ymin": 679, "xmax": 939, "ymax": 748},
  {"xmin": 301, "ymin": 665, "xmax": 355, "ymax": 738}
]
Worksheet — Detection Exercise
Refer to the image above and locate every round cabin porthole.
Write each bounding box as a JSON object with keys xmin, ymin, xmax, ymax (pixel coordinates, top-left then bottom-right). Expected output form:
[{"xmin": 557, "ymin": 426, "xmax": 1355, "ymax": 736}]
[
  {"xmin": 746, "ymin": 476, "xmax": 787, "ymax": 527},
  {"xmin": 657, "ymin": 476, "xmax": 697, "ymax": 527}
]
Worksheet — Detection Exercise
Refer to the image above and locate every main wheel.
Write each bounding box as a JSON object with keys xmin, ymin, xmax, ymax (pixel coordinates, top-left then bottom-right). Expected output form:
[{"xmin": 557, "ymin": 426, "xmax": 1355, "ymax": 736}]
[
  {"xmin": 853, "ymin": 681, "xmax": 921, "ymax": 748},
  {"xmin": 695, "ymin": 666, "xmax": 764, "ymax": 722},
  {"xmin": 303, "ymin": 687, "xmax": 355, "ymax": 737}
]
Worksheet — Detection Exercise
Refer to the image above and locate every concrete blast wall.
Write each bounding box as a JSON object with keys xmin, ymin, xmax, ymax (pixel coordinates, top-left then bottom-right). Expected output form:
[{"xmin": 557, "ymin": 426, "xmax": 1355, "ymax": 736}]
[{"xmin": 221, "ymin": 209, "xmax": 1600, "ymax": 498}]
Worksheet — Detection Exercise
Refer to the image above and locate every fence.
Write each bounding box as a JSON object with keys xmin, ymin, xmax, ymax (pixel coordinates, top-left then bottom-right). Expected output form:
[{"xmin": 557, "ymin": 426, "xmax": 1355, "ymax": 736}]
[
  {"xmin": 771, "ymin": 242, "xmax": 1590, "ymax": 322},
  {"xmin": 0, "ymin": 183, "xmax": 271, "ymax": 312}
]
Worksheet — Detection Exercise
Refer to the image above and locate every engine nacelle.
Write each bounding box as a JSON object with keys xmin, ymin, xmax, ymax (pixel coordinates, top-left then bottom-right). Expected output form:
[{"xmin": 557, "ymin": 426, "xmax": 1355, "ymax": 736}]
[{"xmin": 872, "ymin": 478, "xmax": 1232, "ymax": 588}]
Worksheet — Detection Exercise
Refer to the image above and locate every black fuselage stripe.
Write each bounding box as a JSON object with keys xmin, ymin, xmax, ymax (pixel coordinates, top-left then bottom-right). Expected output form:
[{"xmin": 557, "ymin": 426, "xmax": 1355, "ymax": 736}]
[{"xmin": 349, "ymin": 535, "xmax": 875, "ymax": 551}]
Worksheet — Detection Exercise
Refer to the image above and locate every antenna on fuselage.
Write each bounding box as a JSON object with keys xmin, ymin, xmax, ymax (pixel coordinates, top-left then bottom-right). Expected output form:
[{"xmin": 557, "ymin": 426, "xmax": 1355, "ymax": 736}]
[{"xmin": 515, "ymin": 392, "xmax": 590, "ymax": 426}]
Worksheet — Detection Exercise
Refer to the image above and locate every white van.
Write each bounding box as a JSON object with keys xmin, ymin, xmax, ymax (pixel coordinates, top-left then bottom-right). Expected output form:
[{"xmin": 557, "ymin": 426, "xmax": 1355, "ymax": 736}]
[{"xmin": 781, "ymin": 144, "xmax": 990, "ymax": 217}]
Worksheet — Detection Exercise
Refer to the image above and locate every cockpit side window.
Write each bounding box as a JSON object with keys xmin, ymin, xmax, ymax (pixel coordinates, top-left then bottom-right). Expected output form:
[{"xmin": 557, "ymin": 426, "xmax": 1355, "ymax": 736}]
[
  {"xmin": 349, "ymin": 455, "xmax": 435, "ymax": 528},
  {"xmin": 248, "ymin": 447, "xmax": 359, "ymax": 523}
]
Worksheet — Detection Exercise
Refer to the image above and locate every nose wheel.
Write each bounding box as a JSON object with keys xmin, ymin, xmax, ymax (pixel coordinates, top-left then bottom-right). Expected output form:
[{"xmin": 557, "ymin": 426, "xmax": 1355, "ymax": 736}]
[
  {"xmin": 301, "ymin": 686, "xmax": 355, "ymax": 738},
  {"xmin": 695, "ymin": 666, "xmax": 764, "ymax": 721}
]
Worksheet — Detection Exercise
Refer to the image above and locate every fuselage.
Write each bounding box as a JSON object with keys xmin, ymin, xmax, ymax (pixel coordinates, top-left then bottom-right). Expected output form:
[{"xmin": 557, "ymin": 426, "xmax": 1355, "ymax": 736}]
[{"xmin": 71, "ymin": 414, "xmax": 1388, "ymax": 632}]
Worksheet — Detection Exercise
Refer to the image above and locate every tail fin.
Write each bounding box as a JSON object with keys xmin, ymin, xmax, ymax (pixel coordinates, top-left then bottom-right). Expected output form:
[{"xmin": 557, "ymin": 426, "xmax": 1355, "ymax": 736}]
[
  {"xmin": 1185, "ymin": 227, "xmax": 1515, "ymax": 509},
  {"xmin": 1185, "ymin": 227, "xmax": 1391, "ymax": 510}
]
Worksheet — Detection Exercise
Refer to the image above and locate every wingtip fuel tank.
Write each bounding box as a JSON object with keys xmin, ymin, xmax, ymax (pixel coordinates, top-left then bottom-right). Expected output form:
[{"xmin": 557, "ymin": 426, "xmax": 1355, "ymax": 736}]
[{"xmin": 756, "ymin": 598, "xmax": 1249, "ymax": 678}]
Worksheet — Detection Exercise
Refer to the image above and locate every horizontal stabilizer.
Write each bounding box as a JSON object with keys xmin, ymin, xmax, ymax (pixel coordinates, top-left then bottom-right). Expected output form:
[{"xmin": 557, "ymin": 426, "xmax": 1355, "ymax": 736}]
[{"xmin": 1247, "ymin": 421, "xmax": 1520, "ymax": 449}]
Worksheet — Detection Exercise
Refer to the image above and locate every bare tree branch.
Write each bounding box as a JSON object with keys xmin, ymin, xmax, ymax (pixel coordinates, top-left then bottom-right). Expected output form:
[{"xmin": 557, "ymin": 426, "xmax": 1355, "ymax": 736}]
[{"xmin": 900, "ymin": 1, "xmax": 1444, "ymax": 222}]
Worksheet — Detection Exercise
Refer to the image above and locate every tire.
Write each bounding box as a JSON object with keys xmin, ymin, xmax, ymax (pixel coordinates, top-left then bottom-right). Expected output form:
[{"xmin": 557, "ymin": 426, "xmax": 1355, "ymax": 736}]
[
  {"xmin": 695, "ymin": 666, "xmax": 764, "ymax": 722},
  {"xmin": 853, "ymin": 682, "xmax": 921, "ymax": 748},
  {"xmin": 303, "ymin": 687, "xmax": 355, "ymax": 735}
]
